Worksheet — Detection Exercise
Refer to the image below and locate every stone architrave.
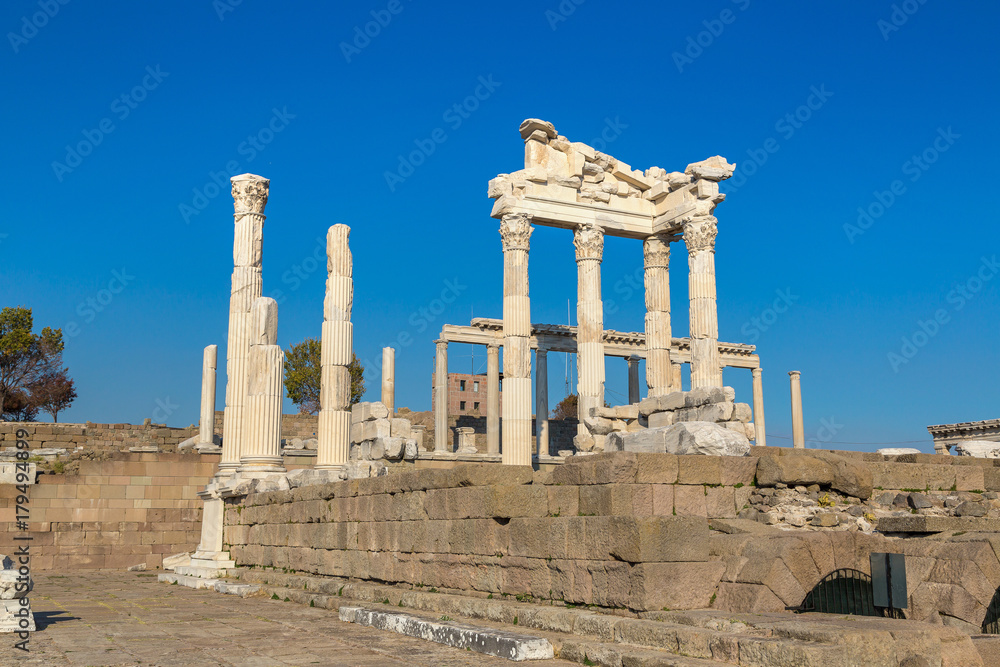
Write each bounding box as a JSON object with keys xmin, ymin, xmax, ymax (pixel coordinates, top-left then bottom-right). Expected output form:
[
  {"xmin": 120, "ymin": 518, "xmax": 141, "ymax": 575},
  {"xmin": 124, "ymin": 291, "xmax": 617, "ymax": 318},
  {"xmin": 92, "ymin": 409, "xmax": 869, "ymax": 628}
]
[
  {"xmin": 486, "ymin": 342, "xmax": 500, "ymax": 454},
  {"xmin": 317, "ymin": 225, "xmax": 353, "ymax": 471},
  {"xmin": 197, "ymin": 345, "xmax": 218, "ymax": 446},
  {"xmin": 683, "ymin": 215, "xmax": 722, "ymax": 389},
  {"xmin": 381, "ymin": 347, "xmax": 395, "ymax": 416},
  {"xmin": 752, "ymin": 368, "xmax": 766, "ymax": 446},
  {"xmin": 627, "ymin": 354, "xmax": 641, "ymax": 405},
  {"xmin": 500, "ymin": 213, "xmax": 533, "ymax": 465},
  {"xmin": 574, "ymin": 222, "xmax": 605, "ymax": 438},
  {"xmin": 434, "ymin": 340, "xmax": 449, "ymax": 452},
  {"xmin": 240, "ymin": 297, "xmax": 285, "ymax": 475},
  {"xmin": 535, "ymin": 348, "xmax": 548, "ymax": 457},
  {"xmin": 644, "ymin": 234, "xmax": 675, "ymax": 397},
  {"xmin": 220, "ymin": 174, "xmax": 269, "ymax": 473},
  {"xmin": 789, "ymin": 370, "xmax": 804, "ymax": 448}
]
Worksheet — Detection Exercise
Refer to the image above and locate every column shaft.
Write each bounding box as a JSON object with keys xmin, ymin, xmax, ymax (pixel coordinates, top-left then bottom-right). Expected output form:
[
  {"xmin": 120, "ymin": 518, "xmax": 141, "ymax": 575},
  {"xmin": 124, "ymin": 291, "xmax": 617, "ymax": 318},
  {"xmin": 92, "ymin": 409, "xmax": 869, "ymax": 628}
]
[
  {"xmin": 500, "ymin": 213, "xmax": 533, "ymax": 465},
  {"xmin": 240, "ymin": 297, "xmax": 284, "ymax": 474},
  {"xmin": 627, "ymin": 355, "xmax": 640, "ymax": 404},
  {"xmin": 316, "ymin": 225, "xmax": 353, "ymax": 470},
  {"xmin": 434, "ymin": 340, "xmax": 449, "ymax": 452},
  {"xmin": 671, "ymin": 362, "xmax": 683, "ymax": 393},
  {"xmin": 789, "ymin": 370, "xmax": 804, "ymax": 448},
  {"xmin": 536, "ymin": 349, "xmax": 548, "ymax": 457},
  {"xmin": 752, "ymin": 368, "xmax": 766, "ymax": 446},
  {"xmin": 575, "ymin": 223, "xmax": 604, "ymax": 436},
  {"xmin": 644, "ymin": 235, "xmax": 673, "ymax": 397},
  {"xmin": 199, "ymin": 345, "xmax": 218, "ymax": 445},
  {"xmin": 381, "ymin": 347, "xmax": 395, "ymax": 416},
  {"xmin": 220, "ymin": 174, "xmax": 268, "ymax": 472},
  {"xmin": 684, "ymin": 216, "xmax": 722, "ymax": 388},
  {"xmin": 486, "ymin": 343, "xmax": 500, "ymax": 454}
]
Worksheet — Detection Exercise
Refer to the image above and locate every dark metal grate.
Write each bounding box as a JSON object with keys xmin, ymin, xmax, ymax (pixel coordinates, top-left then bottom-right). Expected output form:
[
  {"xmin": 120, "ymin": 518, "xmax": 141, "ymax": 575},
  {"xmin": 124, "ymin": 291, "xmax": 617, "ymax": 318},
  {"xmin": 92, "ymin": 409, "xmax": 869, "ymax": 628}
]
[
  {"xmin": 983, "ymin": 588, "xmax": 1000, "ymax": 634},
  {"xmin": 799, "ymin": 569, "xmax": 906, "ymax": 618}
]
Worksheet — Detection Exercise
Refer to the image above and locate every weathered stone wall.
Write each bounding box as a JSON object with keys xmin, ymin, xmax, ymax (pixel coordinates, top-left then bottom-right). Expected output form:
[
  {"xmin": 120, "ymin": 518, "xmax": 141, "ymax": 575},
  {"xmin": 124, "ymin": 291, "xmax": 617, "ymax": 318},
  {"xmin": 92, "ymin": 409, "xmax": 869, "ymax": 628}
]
[
  {"xmin": 0, "ymin": 452, "xmax": 215, "ymax": 570},
  {"xmin": 0, "ymin": 421, "xmax": 199, "ymax": 455},
  {"xmin": 212, "ymin": 411, "xmax": 319, "ymax": 440}
]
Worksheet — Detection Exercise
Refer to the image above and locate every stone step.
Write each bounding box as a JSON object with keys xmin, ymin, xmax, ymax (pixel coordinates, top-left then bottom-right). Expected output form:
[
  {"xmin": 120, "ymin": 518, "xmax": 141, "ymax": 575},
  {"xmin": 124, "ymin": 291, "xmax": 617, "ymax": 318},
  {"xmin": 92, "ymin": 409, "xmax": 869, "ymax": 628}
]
[
  {"xmin": 213, "ymin": 581, "xmax": 261, "ymax": 597},
  {"xmin": 339, "ymin": 605, "xmax": 554, "ymax": 661},
  {"xmin": 561, "ymin": 640, "xmax": 725, "ymax": 666},
  {"xmin": 174, "ymin": 565, "xmax": 229, "ymax": 579},
  {"xmin": 158, "ymin": 572, "xmax": 220, "ymax": 590}
]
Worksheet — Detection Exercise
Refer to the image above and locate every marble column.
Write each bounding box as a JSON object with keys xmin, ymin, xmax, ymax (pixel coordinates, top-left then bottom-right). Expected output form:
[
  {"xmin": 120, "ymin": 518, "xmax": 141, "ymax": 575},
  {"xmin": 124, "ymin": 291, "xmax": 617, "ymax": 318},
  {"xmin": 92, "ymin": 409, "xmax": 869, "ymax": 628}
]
[
  {"xmin": 220, "ymin": 173, "xmax": 268, "ymax": 474},
  {"xmin": 381, "ymin": 347, "xmax": 395, "ymax": 416},
  {"xmin": 643, "ymin": 234, "xmax": 674, "ymax": 397},
  {"xmin": 316, "ymin": 225, "xmax": 353, "ymax": 471},
  {"xmin": 574, "ymin": 222, "xmax": 605, "ymax": 436},
  {"xmin": 684, "ymin": 216, "xmax": 722, "ymax": 389},
  {"xmin": 671, "ymin": 362, "xmax": 683, "ymax": 393},
  {"xmin": 789, "ymin": 370, "xmax": 804, "ymax": 448},
  {"xmin": 535, "ymin": 348, "xmax": 548, "ymax": 458},
  {"xmin": 500, "ymin": 213, "xmax": 533, "ymax": 466},
  {"xmin": 752, "ymin": 368, "xmax": 766, "ymax": 446},
  {"xmin": 486, "ymin": 342, "xmax": 500, "ymax": 454},
  {"xmin": 240, "ymin": 297, "xmax": 285, "ymax": 475},
  {"xmin": 627, "ymin": 355, "xmax": 641, "ymax": 404},
  {"xmin": 434, "ymin": 339, "xmax": 449, "ymax": 452},
  {"xmin": 197, "ymin": 345, "xmax": 218, "ymax": 446}
]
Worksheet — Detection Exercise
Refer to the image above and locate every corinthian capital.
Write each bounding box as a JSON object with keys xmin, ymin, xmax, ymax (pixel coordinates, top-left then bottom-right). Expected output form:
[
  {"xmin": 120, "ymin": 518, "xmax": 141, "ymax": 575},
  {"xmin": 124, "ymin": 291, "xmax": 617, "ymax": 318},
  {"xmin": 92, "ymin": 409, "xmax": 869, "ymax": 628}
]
[
  {"xmin": 683, "ymin": 216, "xmax": 718, "ymax": 256},
  {"xmin": 573, "ymin": 223, "xmax": 604, "ymax": 262},
  {"xmin": 231, "ymin": 173, "xmax": 270, "ymax": 216},
  {"xmin": 643, "ymin": 234, "xmax": 675, "ymax": 269},
  {"xmin": 499, "ymin": 213, "xmax": 533, "ymax": 252}
]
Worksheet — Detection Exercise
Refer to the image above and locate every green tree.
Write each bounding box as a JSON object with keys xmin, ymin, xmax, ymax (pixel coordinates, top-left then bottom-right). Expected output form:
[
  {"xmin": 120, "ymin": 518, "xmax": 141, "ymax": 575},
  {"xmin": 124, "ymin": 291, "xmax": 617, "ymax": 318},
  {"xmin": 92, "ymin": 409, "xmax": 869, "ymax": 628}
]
[
  {"xmin": 283, "ymin": 337, "xmax": 365, "ymax": 415},
  {"xmin": 0, "ymin": 306, "xmax": 64, "ymax": 421}
]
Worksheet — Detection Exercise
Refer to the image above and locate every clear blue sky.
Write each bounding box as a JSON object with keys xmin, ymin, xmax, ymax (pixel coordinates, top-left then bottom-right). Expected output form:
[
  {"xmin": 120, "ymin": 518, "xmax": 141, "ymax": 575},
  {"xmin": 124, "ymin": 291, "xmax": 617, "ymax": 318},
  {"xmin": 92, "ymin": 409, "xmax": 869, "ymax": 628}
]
[{"xmin": 3, "ymin": 1, "xmax": 997, "ymax": 452}]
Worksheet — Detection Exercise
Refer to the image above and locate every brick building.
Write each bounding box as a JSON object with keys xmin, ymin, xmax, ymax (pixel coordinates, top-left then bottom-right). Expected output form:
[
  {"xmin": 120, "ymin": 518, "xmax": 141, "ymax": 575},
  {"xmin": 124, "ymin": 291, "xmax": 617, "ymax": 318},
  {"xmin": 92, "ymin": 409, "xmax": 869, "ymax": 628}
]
[{"xmin": 431, "ymin": 372, "xmax": 501, "ymax": 417}]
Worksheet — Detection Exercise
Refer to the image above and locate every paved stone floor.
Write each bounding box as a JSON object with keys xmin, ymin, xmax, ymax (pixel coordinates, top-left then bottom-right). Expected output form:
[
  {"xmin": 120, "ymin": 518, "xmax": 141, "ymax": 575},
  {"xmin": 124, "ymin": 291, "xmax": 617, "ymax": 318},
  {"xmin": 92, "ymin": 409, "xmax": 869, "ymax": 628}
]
[{"xmin": 0, "ymin": 572, "xmax": 576, "ymax": 666}]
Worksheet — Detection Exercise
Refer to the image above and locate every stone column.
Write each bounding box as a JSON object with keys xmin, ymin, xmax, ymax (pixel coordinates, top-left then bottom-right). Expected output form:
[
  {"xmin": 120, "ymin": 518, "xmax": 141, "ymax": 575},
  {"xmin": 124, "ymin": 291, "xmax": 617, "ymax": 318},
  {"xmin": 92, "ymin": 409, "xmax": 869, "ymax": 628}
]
[
  {"xmin": 684, "ymin": 216, "xmax": 722, "ymax": 389},
  {"xmin": 752, "ymin": 368, "xmax": 766, "ymax": 446},
  {"xmin": 535, "ymin": 348, "xmax": 549, "ymax": 457},
  {"xmin": 486, "ymin": 342, "xmax": 500, "ymax": 454},
  {"xmin": 789, "ymin": 371, "xmax": 804, "ymax": 448},
  {"xmin": 197, "ymin": 345, "xmax": 218, "ymax": 446},
  {"xmin": 434, "ymin": 340, "xmax": 449, "ymax": 452},
  {"xmin": 627, "ymin": 355, "xmax": 641, "ymax": 404},
  {"xmin": 381, "ymin": 347, "xmax": 395, "ymax": 416},
  {"xmin": 220, "ymin": 174, "xmax": 268, "ymax": 473},
  {"xmin": 500, "ymin": 213, "xmax": 533, "ymax": 466},
  {"xmin": 240, "ymin": 297, "xmax": 285, "ymax": 475},
  {"xmin": 643, "ymin": 234, "xmax": 674, "ymax": 397},
  {"xmin": 575, "ymin": 222, "xmax": 605, "ymax": 437},
  {"xmin": 316, "ymin": 225, "xmax": 353, "ymax": 471},
  {"xmin": 671, "ymin": 362, "xmax": 683, "ymax": 393}
]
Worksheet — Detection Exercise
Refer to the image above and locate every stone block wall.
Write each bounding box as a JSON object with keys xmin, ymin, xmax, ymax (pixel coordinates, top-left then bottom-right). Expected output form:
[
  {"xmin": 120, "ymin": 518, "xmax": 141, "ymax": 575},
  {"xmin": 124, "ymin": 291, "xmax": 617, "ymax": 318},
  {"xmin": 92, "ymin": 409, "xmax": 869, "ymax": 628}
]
[
  {"xmin": 212, "ymin": 411, "xmax": 319, "ymax": 440},
  {"xmin": 0, "ymin": 422, "xmax": 199, "ymax": 456},
  {"xmin": 0, "ymin": 452, "xmax": 216, "ymax": 570}
]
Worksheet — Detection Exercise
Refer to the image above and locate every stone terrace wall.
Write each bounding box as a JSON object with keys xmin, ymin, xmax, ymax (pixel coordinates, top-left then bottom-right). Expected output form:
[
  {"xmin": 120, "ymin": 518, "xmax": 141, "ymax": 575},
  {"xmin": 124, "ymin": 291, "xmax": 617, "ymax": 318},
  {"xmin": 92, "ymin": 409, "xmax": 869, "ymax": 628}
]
[
  {"xmin": 0, "ymin": 452, "xmax": 216, "ymax": 570},
  {"xmin": 1, "ymin": 421, "xmax": 199, "ymax": 455},
  {"xmin": 213, "ymin": 411, "xmax": 318, "ymax": 440}
]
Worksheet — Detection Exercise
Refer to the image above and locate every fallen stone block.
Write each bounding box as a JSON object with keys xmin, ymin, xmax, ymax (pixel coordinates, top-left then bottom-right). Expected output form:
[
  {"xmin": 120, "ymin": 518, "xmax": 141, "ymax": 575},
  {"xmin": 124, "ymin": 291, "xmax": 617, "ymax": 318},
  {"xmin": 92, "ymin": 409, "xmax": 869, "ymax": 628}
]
[
  {"xmin": 608, "ymin": 422, "xmax": 749, "ymax": 456},
  {"xmin": 352, "ymin": 401, "xmax": 390, "ymax": 423}
]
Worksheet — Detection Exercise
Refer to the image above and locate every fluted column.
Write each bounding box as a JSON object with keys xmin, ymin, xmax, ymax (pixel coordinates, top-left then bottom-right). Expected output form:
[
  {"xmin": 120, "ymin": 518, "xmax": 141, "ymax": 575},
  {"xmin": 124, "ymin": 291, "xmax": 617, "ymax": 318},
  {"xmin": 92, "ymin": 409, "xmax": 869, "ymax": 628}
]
[
  {"xmin": 789, "ymin": 370, "xmax": 804, "ymax": 448},
  {"xmin": 316, "ymin": 225, "xmax": 353, "ymax": 470},
  {"xmin": 684, "ymin": 216, "xmax": 722, "ymax": 388},
  {"xmin": 752, "ymin": 368, "xmax": 766, "ymax": 446},
  {"xmin": 240, "ymin": 297, "xmax": 285, "ymax": 475},
  {"xmin": 535, "ymin": 348, "xmax": 548, "ymax": 457},
  {"xmin": 486, "ymin": 342, "xmax": 500, "ymax": 454},
  {"xmin": 643, "ymin": 234, "xmax": 674, "ymax": 397},
  {"xmin": 575, "ymin": 223, "xmax": 605, "ymax": 437},
  {"xmin": 500, "ymin": 213, "xmax": 533, "ymax": 466},
  {"xmin": 434, "ymin": 340, "xmax": 449, "ymax": 452},
  {"xmin": 198, "ymin": 345, "xmax": 218, "ymax": 445},
  {"xmin": 220, "ymin": 173, "xmax": 268, "ymax": 473},
  {"xmin": 381, "ymin": 347, "xmax": 395, "ymax": 416},
  {"xmin": 671, "ymin": 362, "xmax": 683, "ymax": 393},
  {"xmin": 627, "ymin": 355, "xmax": 641, "ymax": 404}
]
